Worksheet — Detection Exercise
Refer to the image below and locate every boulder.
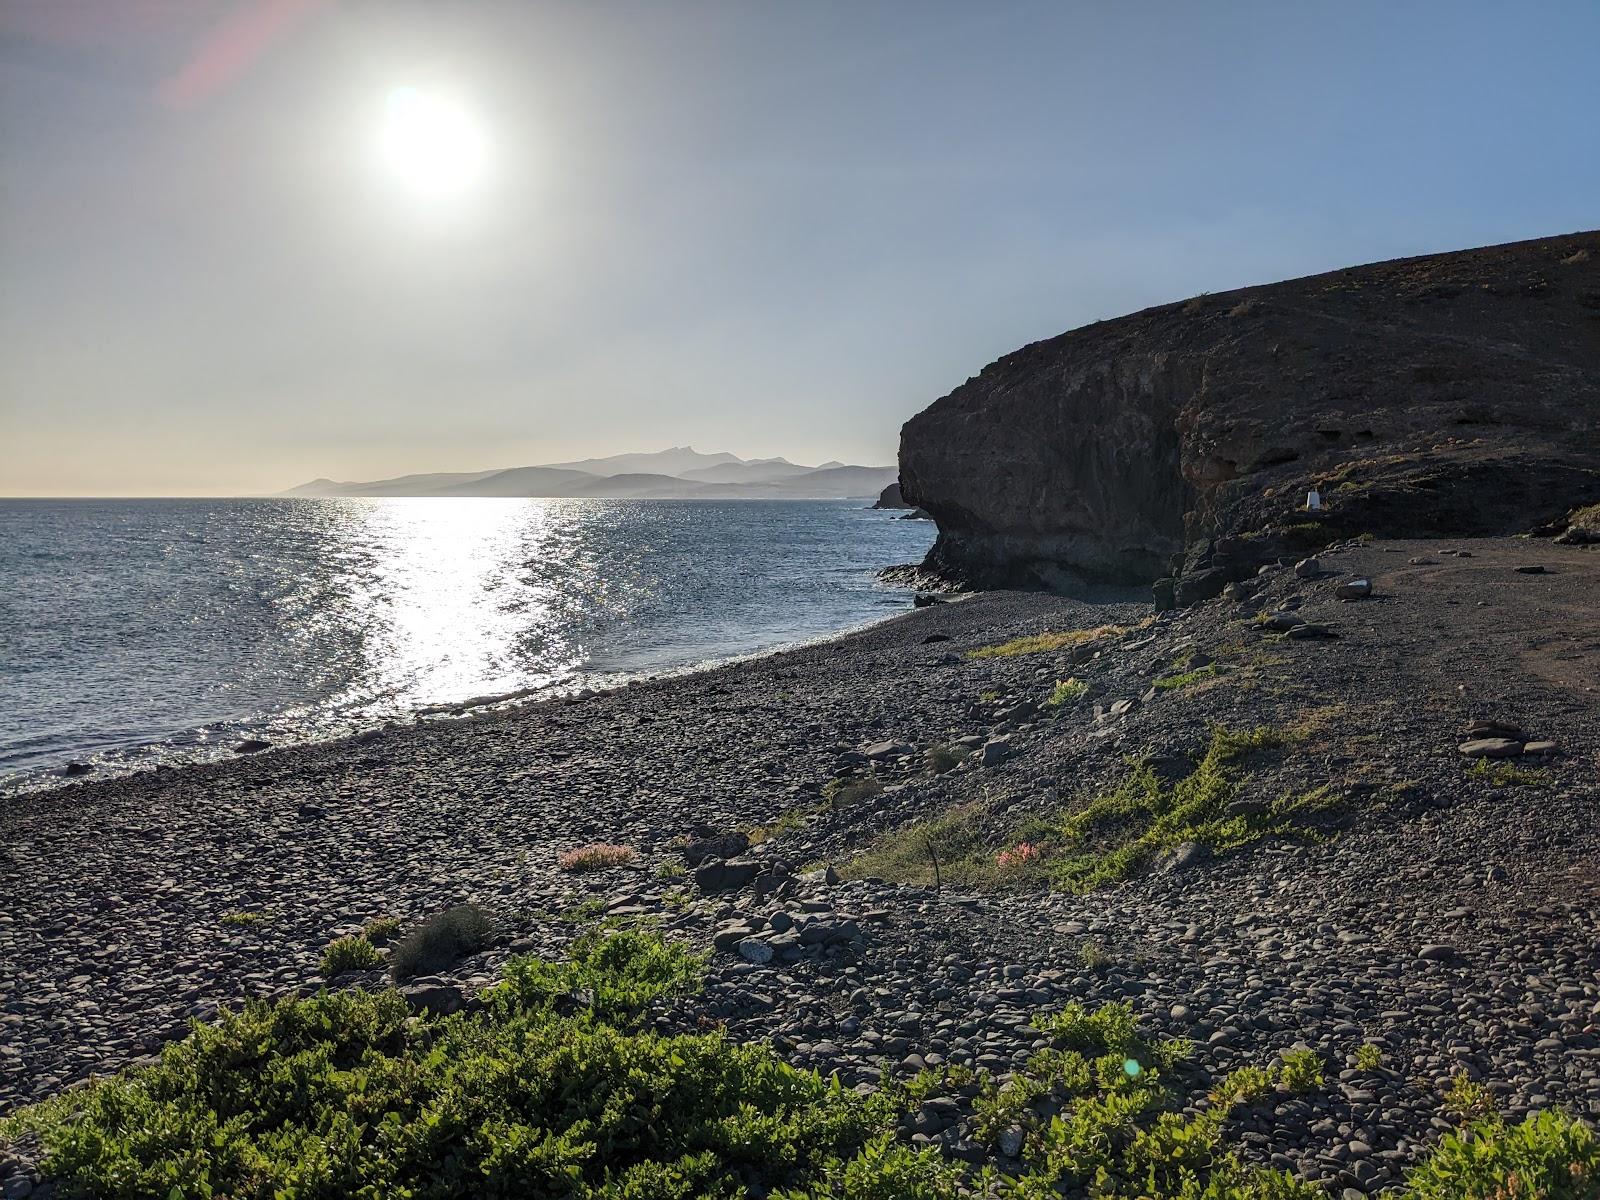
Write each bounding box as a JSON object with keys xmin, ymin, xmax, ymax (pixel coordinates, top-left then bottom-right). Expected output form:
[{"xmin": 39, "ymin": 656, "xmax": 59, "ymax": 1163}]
[
  {"xmin": 398, "ymin": 978, "xmax": 464, "ymax": 1015},
  {"xmin": 1335, "ymin": 577, "xmax": 1373, "ymax": 600},
  {"xmin": 682, "ymin": 831, "xmax": 750, "ymax": 866},
  {"xmin": 980, "ymin": 737, "xmax": 1013, "ymax": 767},
  {"xmin": 737, "ymin": 938, "xmax": 775, "ymax": 965},
  {"xmin": 864, "ymin": 740, "xmax": 913, "ymax": 760},
  {"xmin": 896, "ymin": 232, "xmax": 1600, "ymax": 597},
  {"xmin": 695, "ymin": 857, "xmax": 762, "ymax": 894},
  {"xmin": 1458, "ymin": 738, "xmax": 1523, "ymax": 759}
]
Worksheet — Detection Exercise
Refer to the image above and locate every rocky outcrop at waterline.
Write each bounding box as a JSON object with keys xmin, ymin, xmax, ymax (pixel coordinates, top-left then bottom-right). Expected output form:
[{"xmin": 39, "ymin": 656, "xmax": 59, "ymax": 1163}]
[
  {"xmin": 872, "ymin": 482, "xmax": 932, "ymax": 519},
  {"xmin": 897, "ymin": 231, "xmax": 1600, "ymax": 601}
]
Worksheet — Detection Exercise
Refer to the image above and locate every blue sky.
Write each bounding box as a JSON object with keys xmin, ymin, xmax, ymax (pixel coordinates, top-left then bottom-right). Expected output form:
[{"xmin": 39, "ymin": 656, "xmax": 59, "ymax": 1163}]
[{"xmin": 2, "ymin": 0, "xmax": 1597, "ymax": 494}]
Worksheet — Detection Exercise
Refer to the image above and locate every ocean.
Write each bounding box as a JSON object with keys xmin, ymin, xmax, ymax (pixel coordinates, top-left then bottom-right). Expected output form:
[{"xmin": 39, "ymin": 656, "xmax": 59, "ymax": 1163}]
[{"xmin": 0, "ymin": 498, "xmax": 934, "ymax": 793}]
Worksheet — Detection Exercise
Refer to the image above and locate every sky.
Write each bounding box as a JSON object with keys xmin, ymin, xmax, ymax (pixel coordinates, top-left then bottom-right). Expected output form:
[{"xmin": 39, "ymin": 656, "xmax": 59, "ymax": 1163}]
[{"xmin": 2, "ymin": 1, "xmax": 1598, "ymax": 496}]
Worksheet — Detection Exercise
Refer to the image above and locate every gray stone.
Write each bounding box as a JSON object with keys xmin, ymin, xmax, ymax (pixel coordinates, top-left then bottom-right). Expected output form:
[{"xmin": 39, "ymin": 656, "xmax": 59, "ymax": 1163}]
[
  {"xmin": 682, "ymin": 832, "xmax": 750, "ymax": 866},
  {"xmin": 398, "ymin": 978, "xmax": 464, "ymax": 1015},
  {"xmin": 864, "ymin": 740, "xmax": 913, "ymax": 760},
  {"xmin": 980, "ymin": 738, "xmax": 1013, "ymax": 767},
  {"xmin": 1335, "ymin": 577, "xmax": 1372, "ymax": 600},
  {"xmin": 1294, "ymin": 557, "xmax": 1323, "ymax": 578},
  {"xmin": 695, "ymin": 857, "xmax": 763, "ymax": 893},
  {"xmin": 737, "ymin": 938, "xmax": 775, "ymax": 965},
  {"xmin": 1458, "ymin": 738, "xmax": 1523, "ymax": 759}
]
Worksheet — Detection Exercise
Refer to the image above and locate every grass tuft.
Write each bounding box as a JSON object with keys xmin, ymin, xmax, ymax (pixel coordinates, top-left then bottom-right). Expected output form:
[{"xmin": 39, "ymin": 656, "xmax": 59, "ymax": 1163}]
[
  {"xmin": 360, "ymin": 916, "xmax": 402, "ymax": 945},
  {"xmin": 1045, "ymin": 678, "xmax": 1088, "ymax": 707},
  {"xmin": 558, "ymin": 843, "xmax": 638, "ymax": 872},
  {"xmin": 1467, "ymin": 759, "xmax": 1551, "ymax": 788},
  {"xmin": 1153, "ymin": 663, "xmax": 1224, "ymax": 691},
  {"xmin": 967, "ymin": 623, "xmax": 1140, "ymax": 660},
  {"xmin": 390, "ymin": 903, "xmax": 491, "ymax": 981}
]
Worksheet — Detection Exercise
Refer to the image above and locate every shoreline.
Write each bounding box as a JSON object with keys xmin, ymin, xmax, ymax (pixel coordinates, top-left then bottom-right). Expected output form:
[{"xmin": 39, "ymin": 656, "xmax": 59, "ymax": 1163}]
[
  {"xmin": 0, "ymin": 576, "xmax": 933, "ymax": 801},
  {"xmin": 3, "ymin": 538, "xmax": 1598, "ymax": 1193}
]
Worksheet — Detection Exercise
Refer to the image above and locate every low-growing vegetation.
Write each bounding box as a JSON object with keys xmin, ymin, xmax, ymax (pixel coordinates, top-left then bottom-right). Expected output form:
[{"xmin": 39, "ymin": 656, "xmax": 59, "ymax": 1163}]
[
  {"xmin": 3, "ymin": 936, "xmax": 1591, "ymax": 1199},
  {"xmin": 840, "ymin": 801, "xmax": 999, "ymax": 888},
  {"xmin": 1397, "ymin": 1109, "xmax": 1598, "ymax": 1199},
  {"xmin": 1445, "ymin": 1069, "xmax": 1498, "ymax": 1119},
  {"xmin": 360, "ymin": 915, "xmax": 402, "ymax": 944},
  {"xmin": 219, "ymin": 910, "xmax": 265, "ymax": 927},
  {"xmin": 966, "ymin": 622, "xmax": 1141, "ymax": 660},
  {"xmin": 389, "ymin": 902, "xmax": 491, "ymax": 981},
  {"xmin": 1467, "ymin": 758, "xmax": 1552, "ymax": 788},
  {"xmin": 1152, "ymin": 663, "xmax": 1224, "ymax": 691},
  {"xmin": 1353, "ymin": 1042, "xmax": 1385, "ymax": 1071},
  {"xmin": 1046, "ymin": 724, "xmax": 1298, "ymax": 891},
  {"xmin": 843, "ymin": 725, "xmax": 1333, "ymax": 894},
  {"xmin": 1044, "ymin": 677, "xmax": 1088, "ymax": 707},
  {"xmin": 925, "ymin": 743, "xmax": 967, "ymax": 774},
  {"xmin": 318, "ymin": 934, "xmax": 383, "ymax": 977},
  {"xmin": 557, "ymin": 842, "xmax": 638, "ymax": 872},
  {"xmin": 826, "ymin": 776, "xmax": 884, "ymax": 808}
]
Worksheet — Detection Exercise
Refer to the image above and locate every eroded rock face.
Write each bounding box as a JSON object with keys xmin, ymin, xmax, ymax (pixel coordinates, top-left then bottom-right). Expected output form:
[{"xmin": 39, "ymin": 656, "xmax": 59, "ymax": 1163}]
[{"xmin": 898, "ymin": 232, "xmax": 1600, "ymax": 597}]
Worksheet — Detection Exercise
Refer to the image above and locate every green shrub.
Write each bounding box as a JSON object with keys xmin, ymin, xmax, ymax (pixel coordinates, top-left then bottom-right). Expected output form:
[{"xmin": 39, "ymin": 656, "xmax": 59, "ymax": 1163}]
[
  {"xmin": 1032, "ymin": 1000, "xmax": 1140, "ymax": 1056},
  {"xmin": 220, "ymin": 911, "xmax": 264, "ymax": 927},
  {"xmin": 1048, "ymin": 724, "xmax": 1290, "ymax": 892},
  {"xmin": 924, "ymin": 743, "xmax": 966, "ymax": 774},
  {"xmin": 772, "ymin": 1135, "xmax": 964, "ymax": 1200},
  {"xmin": 360, "ymin": 916, "xmax": 402, "ymax": 945},
  {"xmin": 319, "ymin": 934, "xmax": 383, "ymax": 976},
  {"xmin": 1280, "ymin": 1049, "xmax": 1324, "ymax": 1092},
  {"xmin": 390, "ymin": 903, "xmax": 491, "ymax": 981},
  {"xmin": 1444, "ymin": 1070, "xmax": 1497, "ymax": 1119},
  {"xmin": 4, "ymin": 969, "xmax": 1583, "ymax": 1200},
  {"xmin": 493, "ymin": 928, "xmax": 705, "ymax": 1025},
  {"xmin": 2, "ymin": 950, "xmax": 884, "ymax": 1200},
  {"xmin": 1353, "ymin": 1042, "xmax": 1384, "ymax": 1071},
  {"xmin": 1045, "ymin": 678, "xmax": 1088, "ymax": 707},
  {"xmin": 1398, "ymin": 1110, "xmax": 1599, "ymax": 1199}
]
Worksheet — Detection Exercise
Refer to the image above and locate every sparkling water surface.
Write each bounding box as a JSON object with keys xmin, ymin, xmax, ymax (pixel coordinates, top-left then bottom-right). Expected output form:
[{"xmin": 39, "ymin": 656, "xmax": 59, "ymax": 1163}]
[{"xmin": 0, "ymin": 498, "xmax": 934, "ymax": 792}]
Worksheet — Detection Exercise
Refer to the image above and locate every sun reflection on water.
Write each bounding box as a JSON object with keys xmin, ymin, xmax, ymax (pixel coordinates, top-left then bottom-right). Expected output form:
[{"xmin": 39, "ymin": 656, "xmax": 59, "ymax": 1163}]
[{"xmin": 292, "ymin": 498, "xmax": 583, "ymax": 720}]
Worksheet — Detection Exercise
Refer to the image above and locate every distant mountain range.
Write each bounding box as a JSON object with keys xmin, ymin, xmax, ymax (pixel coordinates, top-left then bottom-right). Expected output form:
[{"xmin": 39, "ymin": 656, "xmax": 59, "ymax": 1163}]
[{"xmin": 280, "ymin": 447, "xmax": 897, "ymax": 500}]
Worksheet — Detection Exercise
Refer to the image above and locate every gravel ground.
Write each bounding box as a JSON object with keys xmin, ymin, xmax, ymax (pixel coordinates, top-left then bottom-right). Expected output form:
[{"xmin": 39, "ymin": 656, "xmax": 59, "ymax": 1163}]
[{"xmin": 2, "ymin": 535, "xmax": 1597, "ymax": 1196}]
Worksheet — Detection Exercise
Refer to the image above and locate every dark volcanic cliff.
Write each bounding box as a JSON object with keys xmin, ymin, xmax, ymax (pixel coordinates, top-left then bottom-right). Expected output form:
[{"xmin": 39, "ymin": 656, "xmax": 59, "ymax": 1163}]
[{"xmin": 898, "ymin": 232, "xmax": 1600, "ymax": 601}]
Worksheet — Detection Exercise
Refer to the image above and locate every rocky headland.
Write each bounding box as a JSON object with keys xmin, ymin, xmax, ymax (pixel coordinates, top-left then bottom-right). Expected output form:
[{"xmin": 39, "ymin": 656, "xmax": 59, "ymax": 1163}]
[{"xmin": 898, "ymin": 231, "xmax": 1600, "ymax": 604}]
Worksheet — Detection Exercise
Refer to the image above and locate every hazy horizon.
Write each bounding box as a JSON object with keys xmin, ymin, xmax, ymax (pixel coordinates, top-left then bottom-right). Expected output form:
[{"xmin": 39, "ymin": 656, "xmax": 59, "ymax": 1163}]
[{"xmin": 4, "ymin": 0, "xmax": 1599, "ymax": 497}]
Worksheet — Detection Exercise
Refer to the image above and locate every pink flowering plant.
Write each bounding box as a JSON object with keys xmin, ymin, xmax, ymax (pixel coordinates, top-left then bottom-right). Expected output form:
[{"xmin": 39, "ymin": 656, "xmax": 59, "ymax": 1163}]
[{"xmin": 996, "ymin": 841, "xmax": 1041, "ymax": 871}]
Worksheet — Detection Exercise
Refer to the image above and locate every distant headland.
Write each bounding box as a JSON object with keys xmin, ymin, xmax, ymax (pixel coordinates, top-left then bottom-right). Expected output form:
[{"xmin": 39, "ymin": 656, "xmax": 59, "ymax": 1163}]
[{"xmin": 281, "ymin": 447, "xmax": 896, "ymax": 500}]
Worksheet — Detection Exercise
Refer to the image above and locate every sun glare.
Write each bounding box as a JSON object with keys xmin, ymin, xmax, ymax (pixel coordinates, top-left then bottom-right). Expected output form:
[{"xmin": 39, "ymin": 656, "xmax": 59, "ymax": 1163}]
[{"xmin": 378, "ymin": 85, "xmax": 487, "ymax": 198}]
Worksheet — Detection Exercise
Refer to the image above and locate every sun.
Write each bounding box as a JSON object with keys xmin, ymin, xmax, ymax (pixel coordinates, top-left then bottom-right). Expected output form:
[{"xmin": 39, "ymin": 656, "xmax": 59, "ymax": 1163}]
[{"xmin": 378, "ymin": 86, "xmax": 487, "ymax": 198}]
